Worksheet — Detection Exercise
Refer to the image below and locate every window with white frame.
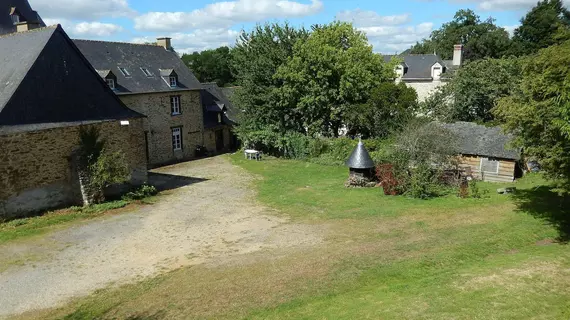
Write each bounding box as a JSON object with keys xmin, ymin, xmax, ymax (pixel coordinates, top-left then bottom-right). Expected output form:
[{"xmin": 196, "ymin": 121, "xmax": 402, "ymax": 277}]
[
  {"xmin": 170, "ymin": 96, "xmax": 181, "ymax": 115},
  {"xmin": 169, "ymin": 76, "xmax": 177, "ymax": 87},
  {"xmin": 172, "ymin": 127, "xmax": 182, "ymax": 151},
  {"xmin": 218, "ymin": 113, "xmax": 222, "ymax": 123},
  {"xmin": 11, "ymin": 14, "xmax": 20, "ymax": 24},
  {"xmin": 106, "ymin": 78, "xmax": 115, "ymax": 89},
  {"xmin": 480, "ymin": 158, "xmax": 499, "ymax": 174}
]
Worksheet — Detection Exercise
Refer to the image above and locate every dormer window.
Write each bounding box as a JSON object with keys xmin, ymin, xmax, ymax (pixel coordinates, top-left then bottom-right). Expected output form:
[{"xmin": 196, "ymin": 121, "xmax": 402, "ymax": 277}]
[
  {"xmin": 218, "ymin": 113, "xmax": 222, "ymax": 123},
  {"xmin": 118, "ymin": 67, "xmax": 130, "ymax": 77},
  {"xmin": 106, "ymin": 78, "xmax": 116, "ymax": 89},
  {"xmin": 169, "ymin": 76, "xmax": 177, "ymax": 87},
  {"xmin": 11, "ymin": 14, "xmax": 20, "ymax": 25},
  {"xmin": 141, "ymin": 67, "xmax": 152, "ymax": 77}
]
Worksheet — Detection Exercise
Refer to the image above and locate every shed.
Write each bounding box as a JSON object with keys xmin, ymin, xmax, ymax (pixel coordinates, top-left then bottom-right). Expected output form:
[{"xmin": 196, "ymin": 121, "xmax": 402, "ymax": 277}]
[{"xmin": 440, "ymin": 122, "xmax": 521, "ymax": 183}]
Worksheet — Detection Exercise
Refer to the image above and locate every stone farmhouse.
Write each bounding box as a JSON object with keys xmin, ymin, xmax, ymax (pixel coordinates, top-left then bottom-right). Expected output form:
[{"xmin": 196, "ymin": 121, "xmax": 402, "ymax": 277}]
[
  {"xmin": 201, "ymin": 83, "xmax": 238, "ymax": 153},
  {"xmin": 0, "ymin": 25, "xmax": 148, "ymax": 219},
  {"xmin": 383, "ymin": 45, "xmax": 463, "ymax": 102}
]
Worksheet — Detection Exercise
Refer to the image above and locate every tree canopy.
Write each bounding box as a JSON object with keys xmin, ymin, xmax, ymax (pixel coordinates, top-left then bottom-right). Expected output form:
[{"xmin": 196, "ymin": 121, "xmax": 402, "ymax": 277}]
[
  {"xmin": 422, "ymin": 57, "xmax": 521, "ymax": 123},
  {"xmin": 511, "ymin": 0, "xmax": 570, "ymax": 55},
  {"xmin": 275, "ymin": 22, "xmax": 393, "ymax": 137},
  {"xmin": 409, "ymin": 9, "xmax": 511, "ymax": 61},
  {"xmin": 494, "ymin": 40, "xmax": 570, "ymax": 190},
  {"xmin": 181, "ymin": 46, "xmax": 235, "ymax": 87}
]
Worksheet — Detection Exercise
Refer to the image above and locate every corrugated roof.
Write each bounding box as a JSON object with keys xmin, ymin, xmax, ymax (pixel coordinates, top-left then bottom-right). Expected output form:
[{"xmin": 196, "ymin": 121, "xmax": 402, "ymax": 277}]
[
  {"xmin": 0, "ymin": 0, "xmax": 45, "ymax": 35},
  {"xmin": 74, "ymin": 39, "xmax": 202, "ymax": 94},
  {"xmin": 0, "ymin": 25, "xmax": 143, "ymax": 126},
  {"xmin": 440, "ymin": 122, "xmax": 520, "ymax": 160}
]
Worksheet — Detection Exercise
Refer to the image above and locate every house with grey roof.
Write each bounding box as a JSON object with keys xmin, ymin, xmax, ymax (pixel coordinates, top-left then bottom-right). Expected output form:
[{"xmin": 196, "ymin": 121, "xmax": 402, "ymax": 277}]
[
  {"xmin": 0, "ymin": 25, "xmax": 147, "ymax": 219},
  {"xmin": 201, "ymin": 83, "xmax": 238, "ymax": 153},
  {"xmin": 384, "ymin": 45, "xmax": 463, "ymax": 102},
  {"xmin": 74, "ymin": 38, "xmax": 208, "ymax": 166},
  {"xmin": 441, "ymin": 122, "xmax": 522, "ymax": 183},
  {"xmin": 0, "ymin": 0, "xmax": 45, "ymax": 35}
]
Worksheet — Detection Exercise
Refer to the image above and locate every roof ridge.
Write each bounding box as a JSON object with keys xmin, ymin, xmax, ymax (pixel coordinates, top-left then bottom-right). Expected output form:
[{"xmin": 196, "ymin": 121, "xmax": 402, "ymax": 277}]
[
  {"xmin": 0, "ymin": 24, "xmax": 57, "ymax": 39},
  {"xmin": 73, "ymin": 38, "xmax": 162, "ymax": 48}
]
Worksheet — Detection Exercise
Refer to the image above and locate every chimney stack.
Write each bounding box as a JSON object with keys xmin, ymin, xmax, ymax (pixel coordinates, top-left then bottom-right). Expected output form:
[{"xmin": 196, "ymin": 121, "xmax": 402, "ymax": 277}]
[
  {"xmin": 16, "ymin": 21, "xmax": 40, "ymax": 32},
  {"xmin": 156, "ymin": 37, "xmax": 172, "ymax": 51},
  {"xmin": 453, "ymin": 44, "xmax": 463, "ymax": 66}
]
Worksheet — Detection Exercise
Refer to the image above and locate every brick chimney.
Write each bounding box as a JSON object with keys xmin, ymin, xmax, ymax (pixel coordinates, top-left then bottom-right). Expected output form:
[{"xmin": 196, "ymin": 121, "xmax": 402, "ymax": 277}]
[
  {"xmin": 156, "ymin": 37, "xmax": 172, "ymax": 51},
  {"xmin": 16, "ymin": 21, "xmax": 41, "ymax": 32},
  {"xmin": 453, "ymin": 44, "xmax": 463, "ymax": 66}
]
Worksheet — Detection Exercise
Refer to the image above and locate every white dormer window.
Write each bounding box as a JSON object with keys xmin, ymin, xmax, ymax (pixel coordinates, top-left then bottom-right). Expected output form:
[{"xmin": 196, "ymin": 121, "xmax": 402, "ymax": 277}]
[
  {"xmin": 106, "ymin": 78, "xmax": 115, "ymax": 89},
  {"xmin": 118, "ymin": 67, "xmax": 130, "ymax": 77},
  {"xmin": 218, "ymin": 113, "xmax": 222, "ymax": 123},
  {"xmin": 11, "ymin": 14, "xmax": 20, "ymax": 24},
  {"xmin": 169, "ymin": 76, "xmax": 177, "ymax": 87},
  {"xmin": 432, "ymin": 63, "xmax": 443, "ymax": 80}
]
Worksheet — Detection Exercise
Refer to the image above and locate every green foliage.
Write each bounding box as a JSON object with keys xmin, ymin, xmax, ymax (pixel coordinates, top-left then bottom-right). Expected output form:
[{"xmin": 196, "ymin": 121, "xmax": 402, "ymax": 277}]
[
  {"xmin": 345, "ymin": 82, "xmax": 417, "ymax": 138},
  {"xmin": 408, "ymin": 163, "xmax": 437, "ymax": 199},
  {"xmin": 231, "ymin": 23, "xmax": 309, "ymax": 137},
  {"xmin": 122, "ymin": 184, "xmax": 158, "ymax": 201},
  {"xmin": 511, "ymin": 0, "xmax": 570, "ymax": 56},
  {"xmin": 494, "ymin": 40, "xmax": 570, "ymax": 191},
  {"xmin": 422, "ymin": 58, "xmax": 521, "ymax": 122},
  {"xmin": 89, "ymin": 150, "xmax": 130, "ymax": 191},
  {"xmin": 240, "ymin": 129, "xmax": 310, "ymax": 160},
  {"xmin": 181, "ymin": 46, "xmax": 235, "ymax": 87},
  {"xmin": 275, "ymin": 22, "xmax": 393, "ymax": 136},
  {"xmin": 409, "ymin": 9, "xmax": 511, "ymax": 61},
  {"xmin": 469, "ymin": 179, "xmax": 481, "ymax": 198}
]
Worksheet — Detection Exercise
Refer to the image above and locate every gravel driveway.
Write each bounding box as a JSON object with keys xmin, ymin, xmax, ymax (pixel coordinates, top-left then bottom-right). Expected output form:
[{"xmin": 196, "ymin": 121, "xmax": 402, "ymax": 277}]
[{"xmin": 0, "ymin": 156, "xmax": 321, "ymax": 318}]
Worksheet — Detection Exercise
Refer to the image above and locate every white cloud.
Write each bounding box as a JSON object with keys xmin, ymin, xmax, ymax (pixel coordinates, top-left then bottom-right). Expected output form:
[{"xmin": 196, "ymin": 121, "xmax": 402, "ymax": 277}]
[
  {"xmin": 336, "ymin": 10, "xmax": 411, "ymax": 27},
  {"xmin": 134, "ymin": 0, "xmax": 323, "ymax": 32},
  {"xmin": 446, "ymin": 0, "xmax": 570, "ymax": 11},
  {"xmin": 132, "ymin": 29, "xmax": 241, "ymax": 54},
  {"xmin": 30, "ymin": 0, "xmax": 136, "ymax": 21},
  {"xmin": 43, "ymin": 18, "xmax": 124, "ymax": 38},
  {"xmin": 361, "ymin": 22, "xmax": 434, "ymax": 53},
  {"xmin": 503, "ymin": 24, "xmax": 519, "ymax": 36}
]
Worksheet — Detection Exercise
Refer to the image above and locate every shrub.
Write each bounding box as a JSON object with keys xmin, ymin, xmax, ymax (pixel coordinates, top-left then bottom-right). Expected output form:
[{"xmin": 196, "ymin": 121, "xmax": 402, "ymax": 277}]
[{"xmin": 122, "ymin": 184, "xmax": 158, "ymax": 201}]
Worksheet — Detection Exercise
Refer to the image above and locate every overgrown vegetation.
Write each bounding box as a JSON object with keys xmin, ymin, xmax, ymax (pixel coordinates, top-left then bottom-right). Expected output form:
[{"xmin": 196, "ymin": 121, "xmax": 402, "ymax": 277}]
[{"xmin": 77, "ymin": 127, "xmax": 130, "ymax": 205}]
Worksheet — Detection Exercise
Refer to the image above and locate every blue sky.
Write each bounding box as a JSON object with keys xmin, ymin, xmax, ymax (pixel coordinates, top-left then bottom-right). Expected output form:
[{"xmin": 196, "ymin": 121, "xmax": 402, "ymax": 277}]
[{"xmin": 29, "ymin": 0, "xmax": 566, "ymax": 54}]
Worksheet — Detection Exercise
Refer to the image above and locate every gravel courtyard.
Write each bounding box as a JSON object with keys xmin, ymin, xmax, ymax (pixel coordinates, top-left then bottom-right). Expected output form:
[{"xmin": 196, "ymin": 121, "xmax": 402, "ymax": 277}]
[{"xmin": 0, "ymin": 156, "xmax": 322, "ymax": 318}]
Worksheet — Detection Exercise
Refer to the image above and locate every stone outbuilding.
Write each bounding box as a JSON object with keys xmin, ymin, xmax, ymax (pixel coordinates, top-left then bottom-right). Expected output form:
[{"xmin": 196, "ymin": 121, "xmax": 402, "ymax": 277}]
[
  {"xmin": 0, "ymin": 25, "xmax": 148, "ymax": 219},
  {"xmin": 200, "ymin": 83, "xmax": 238, "ymax": 153}
]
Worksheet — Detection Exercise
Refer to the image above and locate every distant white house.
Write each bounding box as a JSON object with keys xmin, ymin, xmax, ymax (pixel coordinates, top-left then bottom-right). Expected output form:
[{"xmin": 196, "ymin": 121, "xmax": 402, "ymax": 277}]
[{"xmin": 383, "ymin": 45, "xmax": 464, "ymax": 102}]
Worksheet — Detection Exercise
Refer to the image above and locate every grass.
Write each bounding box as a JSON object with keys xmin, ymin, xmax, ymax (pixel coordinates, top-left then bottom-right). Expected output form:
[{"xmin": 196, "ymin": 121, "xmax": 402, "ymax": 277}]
[
  {"xmin": 12, "ymin": 155, "xmax": 570, "ymax": 320},
  {"xmin": 0, "ymin": 197, "xmax": 157, "ymax": 245}
]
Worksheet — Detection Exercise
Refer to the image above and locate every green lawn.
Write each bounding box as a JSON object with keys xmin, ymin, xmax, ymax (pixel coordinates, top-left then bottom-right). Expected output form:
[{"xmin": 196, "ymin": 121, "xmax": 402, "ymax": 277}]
[{"xmin": 19, "ymin": 155, "xmax": 570, "ymax": 320}]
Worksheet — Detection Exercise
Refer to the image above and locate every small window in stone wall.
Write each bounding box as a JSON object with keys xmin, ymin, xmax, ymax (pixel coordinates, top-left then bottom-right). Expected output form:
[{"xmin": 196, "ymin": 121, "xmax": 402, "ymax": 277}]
[
  {"xmin": 172, "ymin": 127, "xmax": 182, "ymax": 151},
  {"xmin": 480, "ymin": 157, "xmax": 499, "ymax": 174},
  {"xmin": 171, "ymin": 96, "xmax": 181, "ymax": 115}
]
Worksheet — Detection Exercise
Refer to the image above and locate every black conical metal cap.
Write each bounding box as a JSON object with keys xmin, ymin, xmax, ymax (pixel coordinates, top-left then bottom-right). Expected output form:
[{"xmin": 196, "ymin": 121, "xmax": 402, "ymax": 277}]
[{"xmin": 346, "ymin": 141, "xmax": 375, "ymax": 169}]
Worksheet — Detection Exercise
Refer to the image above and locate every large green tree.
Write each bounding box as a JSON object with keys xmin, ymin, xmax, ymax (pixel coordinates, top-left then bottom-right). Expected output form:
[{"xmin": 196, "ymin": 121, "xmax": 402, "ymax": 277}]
[
  {"xmin": 494, "ymin": 41, "xmax": 570, "ymax": 190},
  {"xmin": 275, "ymin": 22, "xmax": 393, "ymax": 137},
  {"xmin": 181, "ymin": 46, "xmax": 235, "ymax": 87},
  {"xmin": 410, "ymin": 9, "xmax": 511, "ymax": 61},
  {"xmin": 345, "ymin": 82, "xmax": 417, "ymax": 138},
  {"xmin": 422, "ymin": 58, "xmax": 521, "ymax": 122},
  {"xmin": 231, "ymin": 23, "xmax": 309, "ymax": 136},
  {"xmin": 511, "ymin": 0, "xmax": 570, "ymax": 56}
]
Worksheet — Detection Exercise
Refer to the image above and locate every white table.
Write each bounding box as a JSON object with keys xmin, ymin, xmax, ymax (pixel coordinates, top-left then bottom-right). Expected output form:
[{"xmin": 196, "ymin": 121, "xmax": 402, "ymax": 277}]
[{"xmin": 244, "ymin": 149, "xmax": 262, "ymax": 160}]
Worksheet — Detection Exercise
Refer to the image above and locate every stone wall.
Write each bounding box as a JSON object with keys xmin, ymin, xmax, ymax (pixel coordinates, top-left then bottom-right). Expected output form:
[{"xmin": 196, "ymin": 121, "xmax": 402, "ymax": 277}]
[
  {"xmin": 119, "ymin": 90, "xmax": 204, "ymax": 166},
  {"xmin": 203, "ymin": 126, "xmax": 233, "ymax": 154},
  {"xmin": 404, "ymin": 80, "xmax": 446, "ymax": 102},
  {"xmin": 0, "ymin": 118, "xmax": 147, "ymax": 219}
]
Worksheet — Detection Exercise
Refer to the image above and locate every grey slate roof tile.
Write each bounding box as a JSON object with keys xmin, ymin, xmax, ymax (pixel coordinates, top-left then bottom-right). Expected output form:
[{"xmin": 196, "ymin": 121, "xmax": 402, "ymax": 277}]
[
  {"xmin": 440, "ymin": 122, "xmax": 520, "ymax": 160},
  {"xmin": 201, "ymin": 83, "xmax": 237, "ymax": 129},
  {"xmin": 0, "ymin": 25, "xmax": 143, "ymax": 127},
  {"xmin": 73, "ymin": 39, "xmax": 202, "ymax": 94}
]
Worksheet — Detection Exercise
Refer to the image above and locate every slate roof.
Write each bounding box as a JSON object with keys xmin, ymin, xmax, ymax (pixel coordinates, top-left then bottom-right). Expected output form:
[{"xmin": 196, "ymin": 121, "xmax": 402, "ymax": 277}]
[
  {"xmin": 0, "ymin": 25, "xmax": 143, "ymax": 127},
  {"xmin": 440, "ymin": 122, "xmax": 520, "ymax": 160},
  {"xmin": 346, "ymin": 141, "xmax": 375, "ymax": 169},
  {"xmin": 201, "ymin": 83, "xmax": 237, "ymax": 129},
  {"xmin": 0, "ymin": 0, "xmax": 45, "ymax": 35},
  {"xmin": 73, "ymin": 39, "xmax": 202, "ymax": 94},
  {"xmin": 383, "ymin": 54, "xmax": 445, "ymax": 80}
]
